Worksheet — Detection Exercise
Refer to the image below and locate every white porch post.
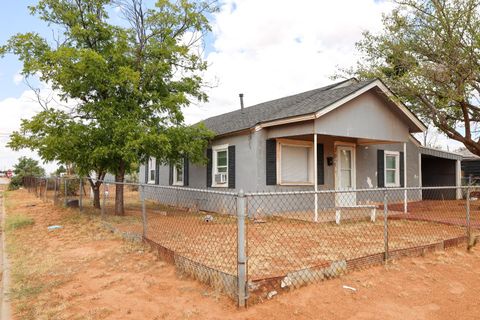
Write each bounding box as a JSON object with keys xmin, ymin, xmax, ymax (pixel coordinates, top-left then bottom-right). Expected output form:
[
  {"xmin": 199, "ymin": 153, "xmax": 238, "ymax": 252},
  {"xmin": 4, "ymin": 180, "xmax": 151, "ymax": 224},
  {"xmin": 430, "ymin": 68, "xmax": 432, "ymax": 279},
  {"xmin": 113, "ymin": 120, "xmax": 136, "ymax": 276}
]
[
  {"xmin": 403, "ymin": 142, "xmax": 408, "ymax": 213},
  {"xmin": 314, "ymin": 133, "xmax": 318, "ymax": 222},
  {"xmin": 456, "ymin": 160, "xmax": 462, "ymax": 200},
  {"xmin": 418, "ymin": 153, "xmax": 422, "ymax": 200}
]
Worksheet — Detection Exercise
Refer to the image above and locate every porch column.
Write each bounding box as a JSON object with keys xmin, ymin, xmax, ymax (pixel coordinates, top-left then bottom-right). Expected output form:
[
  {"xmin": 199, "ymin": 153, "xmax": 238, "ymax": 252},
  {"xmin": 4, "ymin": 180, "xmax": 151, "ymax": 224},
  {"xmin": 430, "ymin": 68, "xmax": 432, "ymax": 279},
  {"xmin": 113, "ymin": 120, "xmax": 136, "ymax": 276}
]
[
  {"xmin": 314, "ymin": 133, "xmax": 318, "ymax": 222},
  {"xmin": 456, "ymin": 160, "xmax": 462, "ymax": 200},
  {"xmin": 418, "ymin": 153, "xmax": 422, "ymax": 200},
  {"xmin": 403, "ymin": 142, "xmax": 408, "ymax": 213}
]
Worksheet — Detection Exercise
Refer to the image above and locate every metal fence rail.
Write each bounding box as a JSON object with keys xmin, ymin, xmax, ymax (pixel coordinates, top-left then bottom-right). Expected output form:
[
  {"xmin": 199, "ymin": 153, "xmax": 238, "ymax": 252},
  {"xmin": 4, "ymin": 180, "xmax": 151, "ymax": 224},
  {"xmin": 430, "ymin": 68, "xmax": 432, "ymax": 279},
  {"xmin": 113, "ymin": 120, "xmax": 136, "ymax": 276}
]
[{"xmin": 21, "ymin": 176, "xmax": 479, "ymax": 307}]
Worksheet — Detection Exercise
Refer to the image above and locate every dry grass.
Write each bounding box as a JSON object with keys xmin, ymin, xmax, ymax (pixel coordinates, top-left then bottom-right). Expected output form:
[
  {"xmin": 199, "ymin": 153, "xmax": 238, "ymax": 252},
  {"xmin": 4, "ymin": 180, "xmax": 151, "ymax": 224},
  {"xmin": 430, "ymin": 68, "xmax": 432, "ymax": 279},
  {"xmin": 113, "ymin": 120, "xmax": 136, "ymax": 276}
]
[{"xmin": 3, "ymin": 189, "xmax": 140, "ymax": 319}]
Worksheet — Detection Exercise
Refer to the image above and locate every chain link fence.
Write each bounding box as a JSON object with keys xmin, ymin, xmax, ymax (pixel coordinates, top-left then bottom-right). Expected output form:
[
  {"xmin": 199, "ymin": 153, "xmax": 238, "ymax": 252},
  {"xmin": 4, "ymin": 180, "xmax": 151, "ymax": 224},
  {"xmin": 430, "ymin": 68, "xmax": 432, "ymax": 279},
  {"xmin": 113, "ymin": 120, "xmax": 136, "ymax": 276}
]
[{"xmin": 21, "ymin": 176, "xmax": 480, "ymax": 306}]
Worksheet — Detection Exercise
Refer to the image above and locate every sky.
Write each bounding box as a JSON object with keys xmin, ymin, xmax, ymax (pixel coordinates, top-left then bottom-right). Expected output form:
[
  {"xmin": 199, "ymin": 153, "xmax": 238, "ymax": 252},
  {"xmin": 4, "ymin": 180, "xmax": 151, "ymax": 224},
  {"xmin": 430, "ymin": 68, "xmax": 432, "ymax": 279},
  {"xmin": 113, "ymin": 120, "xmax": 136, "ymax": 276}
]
[{"xmin": 0, "ymin": 0, "xmax": 463, "ymax": 174}]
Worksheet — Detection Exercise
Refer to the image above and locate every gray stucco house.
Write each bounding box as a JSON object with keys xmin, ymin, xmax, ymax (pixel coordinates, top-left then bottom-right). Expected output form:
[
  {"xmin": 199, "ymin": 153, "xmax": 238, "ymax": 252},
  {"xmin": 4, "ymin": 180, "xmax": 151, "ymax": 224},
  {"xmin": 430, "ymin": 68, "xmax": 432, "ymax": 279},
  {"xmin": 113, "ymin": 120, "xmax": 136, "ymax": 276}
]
[{"xmin": 139, "ymin": 78, "xmax": 463, "ymax": 216}]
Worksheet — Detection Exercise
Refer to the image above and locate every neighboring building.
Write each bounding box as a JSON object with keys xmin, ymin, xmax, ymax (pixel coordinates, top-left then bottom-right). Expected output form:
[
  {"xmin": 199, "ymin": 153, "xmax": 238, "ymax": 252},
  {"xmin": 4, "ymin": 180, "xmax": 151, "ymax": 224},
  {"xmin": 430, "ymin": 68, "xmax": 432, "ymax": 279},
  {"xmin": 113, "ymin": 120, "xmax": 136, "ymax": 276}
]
[
  {"xmin": 139, "ymin": 78, "xmax": 463, "ymax": 214},
  {"xmin": 458, "ymin": 149, "xmax": 480, "ymax": 182}
]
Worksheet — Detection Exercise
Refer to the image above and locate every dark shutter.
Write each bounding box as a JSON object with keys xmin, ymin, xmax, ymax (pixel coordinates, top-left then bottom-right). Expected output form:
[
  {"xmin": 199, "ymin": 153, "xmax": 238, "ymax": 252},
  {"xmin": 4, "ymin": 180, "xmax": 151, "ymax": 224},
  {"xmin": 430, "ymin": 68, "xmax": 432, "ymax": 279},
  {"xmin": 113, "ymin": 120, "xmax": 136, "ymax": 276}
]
[
  {"xmin": 377, "ymin": 149, "xmax": 385, "ymax": 188},
  {"xmin": 155, "ymin": 160, "xmax": 160, "ymax": 185},
  {"xmin": 266, "ymin": 139, "xmax": 277, "ymax": 185},
  {"xmin": 228, "ymin": 145, "xmax": 235, "ymax": 189},
  {"xmin": 206, "ymin": 148, "xmax": 212, "ymax": 187},
  {"xmin": 144, "ymin": 158, "xmax": 149, "ymax": 183},
  {"xmin": 317, "ymin": 143, "xmax": 324, "ymax": 185},
  {"xmin": 168, "ymin": 164, "xmax": 173, "ymax": 185},
  {"xmin": 183, "ymin": 157, "xmax": 189, "ymax": 186},
  {"xmin": 400, "ymin": 151, "xmax": 405, "ymax": 187}
]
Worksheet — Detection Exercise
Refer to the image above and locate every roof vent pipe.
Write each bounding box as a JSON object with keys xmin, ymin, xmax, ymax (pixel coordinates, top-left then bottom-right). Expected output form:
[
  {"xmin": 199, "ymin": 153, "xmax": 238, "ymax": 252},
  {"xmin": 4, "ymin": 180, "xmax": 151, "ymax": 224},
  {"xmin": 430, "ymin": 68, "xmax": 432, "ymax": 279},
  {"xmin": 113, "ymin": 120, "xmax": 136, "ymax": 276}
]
[{"xmin": 239, "ymin": 93, "xmax": 244, "ymax": 113}]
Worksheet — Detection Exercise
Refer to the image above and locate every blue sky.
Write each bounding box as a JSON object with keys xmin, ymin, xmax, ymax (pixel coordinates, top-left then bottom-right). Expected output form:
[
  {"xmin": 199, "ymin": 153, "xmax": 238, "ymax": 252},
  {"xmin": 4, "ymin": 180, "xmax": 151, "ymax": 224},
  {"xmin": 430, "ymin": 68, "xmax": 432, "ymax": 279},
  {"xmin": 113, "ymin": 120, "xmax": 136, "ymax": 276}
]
[
  {"xmin": 0, "ymin": 0, "xmax": 462, "ymax": 173},
  {"xmin": 0, "ymin": 1, "xmax": 49, "ymax": 100}
]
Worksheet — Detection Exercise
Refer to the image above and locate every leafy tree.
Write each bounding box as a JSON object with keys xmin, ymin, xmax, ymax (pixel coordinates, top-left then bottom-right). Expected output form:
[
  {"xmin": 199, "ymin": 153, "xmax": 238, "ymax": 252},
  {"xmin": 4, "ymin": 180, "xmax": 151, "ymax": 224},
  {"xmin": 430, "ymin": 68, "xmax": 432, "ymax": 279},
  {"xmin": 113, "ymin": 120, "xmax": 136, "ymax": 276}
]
[
  {"xmin": 9, "ymin": 156, "xmax": 45, "ymax": 190},
  {"xmin": 54, "ymin": 165, "xmax": 67, "ymax": 176},
  {"xmin": 347, "ymin": 0, "xmax": 480, "ymax": 155},
  {"xmin": 9, "ymin": 109, "xmax": 111, "ymax": 208},
  {"xmin": 3, "ymin": 0, "xmax": 215, "ymax": 214}
]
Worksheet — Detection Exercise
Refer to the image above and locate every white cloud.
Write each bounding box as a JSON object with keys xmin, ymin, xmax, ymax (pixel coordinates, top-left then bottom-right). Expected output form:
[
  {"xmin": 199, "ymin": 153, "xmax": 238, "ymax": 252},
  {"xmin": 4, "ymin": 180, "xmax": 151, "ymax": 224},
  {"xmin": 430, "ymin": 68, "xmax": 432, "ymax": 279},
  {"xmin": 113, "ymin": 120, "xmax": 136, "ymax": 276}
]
[
  {"xmin": 183, "ymin": 0, "xmax": 394, "ymax": 124},
  {"xmin": 0, "ymin": 86, "xmax": 63, "ymax": 173},
  {"xmin": 13, "ymin": 72, "xmax": 23, "ymax": 85}
]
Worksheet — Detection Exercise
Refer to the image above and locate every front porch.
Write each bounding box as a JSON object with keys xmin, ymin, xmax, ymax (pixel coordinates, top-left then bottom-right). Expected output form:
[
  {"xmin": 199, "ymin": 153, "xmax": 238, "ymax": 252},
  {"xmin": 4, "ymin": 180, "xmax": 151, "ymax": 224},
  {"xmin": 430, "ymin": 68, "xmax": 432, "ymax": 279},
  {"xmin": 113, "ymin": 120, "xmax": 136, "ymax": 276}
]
[{"xmin": 266, "ymin": 132, "xmax": 412, "ymax": 222}]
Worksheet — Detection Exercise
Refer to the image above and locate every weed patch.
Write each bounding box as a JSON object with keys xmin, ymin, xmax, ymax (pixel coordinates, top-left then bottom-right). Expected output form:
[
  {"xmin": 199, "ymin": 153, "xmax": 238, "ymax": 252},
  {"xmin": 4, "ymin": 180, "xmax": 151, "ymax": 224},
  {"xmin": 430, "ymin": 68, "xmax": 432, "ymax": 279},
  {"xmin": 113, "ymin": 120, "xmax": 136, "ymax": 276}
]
[{"xmin": 5, "ymin": 214, "xmax": 34, "ymax": 231}]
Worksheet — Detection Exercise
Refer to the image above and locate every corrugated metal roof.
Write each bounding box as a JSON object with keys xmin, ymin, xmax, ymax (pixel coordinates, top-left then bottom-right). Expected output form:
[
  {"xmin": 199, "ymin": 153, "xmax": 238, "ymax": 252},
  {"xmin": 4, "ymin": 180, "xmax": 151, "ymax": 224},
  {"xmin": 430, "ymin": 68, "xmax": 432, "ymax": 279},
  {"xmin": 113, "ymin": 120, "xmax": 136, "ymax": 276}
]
[{"xmin": 420, "ymin": 147, "xmax": 463, "ymax": 161}]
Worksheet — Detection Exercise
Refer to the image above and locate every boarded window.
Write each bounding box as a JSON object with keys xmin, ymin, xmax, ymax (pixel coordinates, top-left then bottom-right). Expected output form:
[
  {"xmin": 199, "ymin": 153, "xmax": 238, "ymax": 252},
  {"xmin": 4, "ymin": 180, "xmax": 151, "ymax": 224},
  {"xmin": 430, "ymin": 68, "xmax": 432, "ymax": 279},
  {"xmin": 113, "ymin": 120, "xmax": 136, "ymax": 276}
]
[{"xmin": 280, "ymin": 144, "xmax": 313, "ymax": 184}]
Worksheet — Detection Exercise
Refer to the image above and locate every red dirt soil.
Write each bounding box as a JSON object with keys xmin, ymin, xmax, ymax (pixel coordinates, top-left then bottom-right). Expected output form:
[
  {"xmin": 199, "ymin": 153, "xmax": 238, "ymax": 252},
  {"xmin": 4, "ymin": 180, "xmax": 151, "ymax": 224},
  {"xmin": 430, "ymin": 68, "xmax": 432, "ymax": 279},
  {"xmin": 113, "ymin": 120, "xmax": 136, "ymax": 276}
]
[{"xmin": 5, "ymin": 189, "xmax": 480, "ymax": 319}]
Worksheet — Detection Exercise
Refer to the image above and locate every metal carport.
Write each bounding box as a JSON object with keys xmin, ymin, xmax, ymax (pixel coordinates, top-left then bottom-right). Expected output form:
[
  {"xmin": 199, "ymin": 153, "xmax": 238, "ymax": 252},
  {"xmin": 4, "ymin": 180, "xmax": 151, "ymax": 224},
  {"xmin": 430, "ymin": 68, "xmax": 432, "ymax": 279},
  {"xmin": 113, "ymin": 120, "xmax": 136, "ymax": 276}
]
[{"xmin": 419, "ymin": 147, "xmax": 462, "ymax": 200}]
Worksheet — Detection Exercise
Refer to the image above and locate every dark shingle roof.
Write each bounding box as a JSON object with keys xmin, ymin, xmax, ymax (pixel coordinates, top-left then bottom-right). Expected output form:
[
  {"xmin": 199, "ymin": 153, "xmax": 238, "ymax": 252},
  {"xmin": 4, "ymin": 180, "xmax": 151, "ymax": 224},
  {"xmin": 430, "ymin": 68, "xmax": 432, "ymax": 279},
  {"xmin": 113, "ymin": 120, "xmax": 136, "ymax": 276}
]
[{"xmin": 201, "ymin": 78, "xmax": 377, "ymax": 135}]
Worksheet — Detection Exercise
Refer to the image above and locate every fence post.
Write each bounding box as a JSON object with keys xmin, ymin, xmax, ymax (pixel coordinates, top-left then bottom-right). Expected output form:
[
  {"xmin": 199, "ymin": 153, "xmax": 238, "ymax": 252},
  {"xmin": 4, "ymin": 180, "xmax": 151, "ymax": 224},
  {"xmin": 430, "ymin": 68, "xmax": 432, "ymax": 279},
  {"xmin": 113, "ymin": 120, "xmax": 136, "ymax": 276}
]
[
  {"xmin": 79, "ymin": 178, "xmax": 83, "ymax": 211},
  {"xmin": 383, "ymin": 189, "xmax": 389, "ymax": 262},
  {"xmin": 64, "ymin": 179, "xmax": 68, "ymax": 207},
  {"xmin": 53, "ymin": 178, "xmax": 57, "ymax": 204},
  {"xmin": 236, "ymin": 190, "xmax": 247, "ymax": 308},
  {"xmin": 141, "ymin": 184, "xmax": 147, "ymax": 238},
  {"xmin": 101, "ymin": 184, "xmax": 107, "ymax": 220},
  {"xmin": 44, "ymin": 178, "xmax": 47, "ymax": 202},
  {"xmin": 466, "ymin": 184, "xmax": 472, "ymax": 249}
]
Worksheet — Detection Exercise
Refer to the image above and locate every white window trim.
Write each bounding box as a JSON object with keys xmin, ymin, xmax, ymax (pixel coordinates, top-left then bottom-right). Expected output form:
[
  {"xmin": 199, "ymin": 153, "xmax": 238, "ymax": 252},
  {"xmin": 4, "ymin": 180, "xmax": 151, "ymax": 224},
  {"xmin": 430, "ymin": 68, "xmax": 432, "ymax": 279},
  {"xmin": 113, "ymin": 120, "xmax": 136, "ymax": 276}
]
[
  {"xmin": 212, "ymin": 144, "xmax": 229, "ymax": 187},
  {"xmin": 173, "ymin": 163, "xmax": 184, "ymax": 186},
  {"xmin": 148, "ymin": 157, "xmax": 156, "ymax": 184},
  {"xmin": 276, "ymin": 138, "xmax": 314, "ymax": 186},
  {"xmin": 384, "ymin": 151, "xmax": 400, "ymax": 187}
]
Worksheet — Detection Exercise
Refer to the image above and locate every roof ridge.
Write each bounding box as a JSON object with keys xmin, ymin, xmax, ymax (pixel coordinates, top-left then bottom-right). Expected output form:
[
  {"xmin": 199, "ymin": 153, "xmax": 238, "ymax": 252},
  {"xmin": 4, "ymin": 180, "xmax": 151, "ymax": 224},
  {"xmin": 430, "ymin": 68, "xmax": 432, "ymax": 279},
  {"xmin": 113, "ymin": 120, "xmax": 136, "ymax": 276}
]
[{"xmin": 200, "ymin": 78, "xmax": 358, "ymax": 123}]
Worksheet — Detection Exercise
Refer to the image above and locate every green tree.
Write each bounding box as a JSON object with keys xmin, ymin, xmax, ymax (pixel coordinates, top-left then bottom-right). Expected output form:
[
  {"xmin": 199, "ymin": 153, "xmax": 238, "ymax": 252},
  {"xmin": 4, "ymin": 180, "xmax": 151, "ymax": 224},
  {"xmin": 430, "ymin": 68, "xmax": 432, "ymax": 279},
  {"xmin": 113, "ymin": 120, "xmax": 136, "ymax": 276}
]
[
  {"xmin": 347, "ymin": 0, "xmax": 480, "ymax": 155},
  {"xmin": 9, "ymin": 108, "xmax": 111, "ymax": 208},
  {"xmin": 9, "ymin": 156, "xmax": 45, "ymax": 190},
  {"xmin": 3, "ymin": 0, "xmax": 215, "ymax": 214},
  {"xmin": 54, "ymin": 165, "xmax": 67, "ymax": 176}
]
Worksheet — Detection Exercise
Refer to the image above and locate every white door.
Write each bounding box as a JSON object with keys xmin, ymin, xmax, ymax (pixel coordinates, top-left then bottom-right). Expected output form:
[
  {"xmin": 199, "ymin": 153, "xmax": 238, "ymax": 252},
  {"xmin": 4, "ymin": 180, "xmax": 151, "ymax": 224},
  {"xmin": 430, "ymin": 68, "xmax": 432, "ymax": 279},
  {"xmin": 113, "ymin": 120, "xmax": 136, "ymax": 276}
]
[{"xmin": 336, "ymin": 145, "xmax": 356, "ymax": 206}]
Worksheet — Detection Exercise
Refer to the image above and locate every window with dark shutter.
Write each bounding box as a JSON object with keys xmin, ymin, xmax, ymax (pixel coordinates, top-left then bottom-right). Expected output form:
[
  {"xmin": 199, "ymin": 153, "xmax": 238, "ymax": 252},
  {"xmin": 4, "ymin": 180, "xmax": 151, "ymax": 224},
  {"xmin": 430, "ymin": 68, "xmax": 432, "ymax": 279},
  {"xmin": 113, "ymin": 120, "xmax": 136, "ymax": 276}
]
[
  {"xmin": 317, "ymin": 143, "xmax": 324, "ymax": 185},
  {"xmin": 377, "ymin": 149, "xmax": 385, "ymax": 187},
  {"xmin": 206, "ymin": 148, "xmax": 212, "ymax": 187},
  {"xmin": 155, "ymin": 161, "xmax": 160, "ymax": 185},
  {"xmin": 168, "ymin": 164, "xmax": 173, "ymax": 185},
  {"xmin": 266, "ymin": 139, "xmax": 277, "ymax": 185},
  {"xmin": 184, "ymin": 157, "xmax": 189, "ymax": 186},
  {"xmin": 144, "ymin": 158, "xmax": 149, "ymax": 184},
  {"xmin": 228, "ymin": 145, "xmax": 235, "ymax": 189}
]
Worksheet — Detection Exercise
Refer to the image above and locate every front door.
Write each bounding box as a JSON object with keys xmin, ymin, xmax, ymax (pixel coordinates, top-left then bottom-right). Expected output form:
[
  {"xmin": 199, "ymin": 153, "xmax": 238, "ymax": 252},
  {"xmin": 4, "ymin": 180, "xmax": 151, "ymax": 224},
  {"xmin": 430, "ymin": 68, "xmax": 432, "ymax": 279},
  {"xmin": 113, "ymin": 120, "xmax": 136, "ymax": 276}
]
[{"xmin": 335, "ymin": 145, "xmax": 356, "ymax": 206}]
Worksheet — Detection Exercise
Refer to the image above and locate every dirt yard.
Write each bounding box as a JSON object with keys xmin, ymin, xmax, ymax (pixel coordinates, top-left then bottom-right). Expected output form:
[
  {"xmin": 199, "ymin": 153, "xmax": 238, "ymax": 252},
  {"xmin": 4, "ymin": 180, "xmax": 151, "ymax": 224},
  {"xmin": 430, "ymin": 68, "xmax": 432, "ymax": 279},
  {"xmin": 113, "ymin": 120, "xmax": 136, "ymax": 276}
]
[
  {"xmin": 4, "ymin": 188, "xmax": 480, "ymax": 319},
  {"xmin": 104, "ymin": 202, "xmax": 468, "ymax": 280}
]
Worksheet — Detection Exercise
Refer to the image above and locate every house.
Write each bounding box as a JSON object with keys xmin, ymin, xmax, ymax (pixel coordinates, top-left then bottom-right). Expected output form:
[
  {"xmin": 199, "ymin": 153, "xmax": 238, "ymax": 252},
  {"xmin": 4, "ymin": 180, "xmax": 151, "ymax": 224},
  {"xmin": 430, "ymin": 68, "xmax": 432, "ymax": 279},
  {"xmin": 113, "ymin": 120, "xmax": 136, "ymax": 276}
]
[{"xmin": 139, "ymin": 78, "xmax": 463, "ymax": 217}]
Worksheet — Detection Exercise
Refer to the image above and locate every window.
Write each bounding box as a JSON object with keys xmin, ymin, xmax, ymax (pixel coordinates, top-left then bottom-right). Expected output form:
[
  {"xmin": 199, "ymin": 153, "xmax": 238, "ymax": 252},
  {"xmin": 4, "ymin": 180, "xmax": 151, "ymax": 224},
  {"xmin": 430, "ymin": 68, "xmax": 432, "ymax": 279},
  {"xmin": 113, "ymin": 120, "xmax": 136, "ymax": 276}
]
[
  {"xmin": 173, "ymin": 163, "xmax": 184, "ymax": 186},
  {"xmin": 384, "ymin": 151, "xmax": 400, "ymax": 187},
  {"xmin": 278, "ymin": 140, "xmax": 313, "ymax": 185},
  {"xmin": 212, "ymin": 145, "xmax": 228, "ymax": 187},
  {"xmin": 148, "ymin": 157, "xmax": 156, "ymax": 183}
]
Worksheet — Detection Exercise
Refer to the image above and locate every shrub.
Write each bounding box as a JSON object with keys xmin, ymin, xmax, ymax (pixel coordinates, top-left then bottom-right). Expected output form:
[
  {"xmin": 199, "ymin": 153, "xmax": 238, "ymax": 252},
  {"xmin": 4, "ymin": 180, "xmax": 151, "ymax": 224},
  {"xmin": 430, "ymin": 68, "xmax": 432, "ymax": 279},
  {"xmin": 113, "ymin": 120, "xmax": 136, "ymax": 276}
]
[{"xmin": 8, "ymin": 176, "xmax": 23, "ymax": 191}]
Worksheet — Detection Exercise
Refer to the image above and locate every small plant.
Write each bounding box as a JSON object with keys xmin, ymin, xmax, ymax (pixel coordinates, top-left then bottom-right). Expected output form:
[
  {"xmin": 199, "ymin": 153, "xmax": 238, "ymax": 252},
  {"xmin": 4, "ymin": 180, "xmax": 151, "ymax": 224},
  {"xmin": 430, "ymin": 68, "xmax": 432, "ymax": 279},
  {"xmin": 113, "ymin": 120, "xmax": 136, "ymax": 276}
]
[{"xmin": 6, "ymin": 214, "xmax": 34, "ymax": 231}]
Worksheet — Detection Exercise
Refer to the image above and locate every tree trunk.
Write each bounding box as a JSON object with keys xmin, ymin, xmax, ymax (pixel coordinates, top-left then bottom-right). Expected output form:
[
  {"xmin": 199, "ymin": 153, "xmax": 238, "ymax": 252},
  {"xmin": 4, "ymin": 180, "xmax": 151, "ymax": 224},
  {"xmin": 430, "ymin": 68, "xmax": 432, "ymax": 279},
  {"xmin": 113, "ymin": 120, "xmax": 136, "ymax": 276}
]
[
  {"xmin": 87, "ymin": 175, "xmax": 104, "ymax": 209},
  {"xmin": 92, "ymin": 185, "xmax": 101, "ymax": 209},
  {"xmin": 114, "ymin": 161, "xmax": 126, "ymax": 216}
]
